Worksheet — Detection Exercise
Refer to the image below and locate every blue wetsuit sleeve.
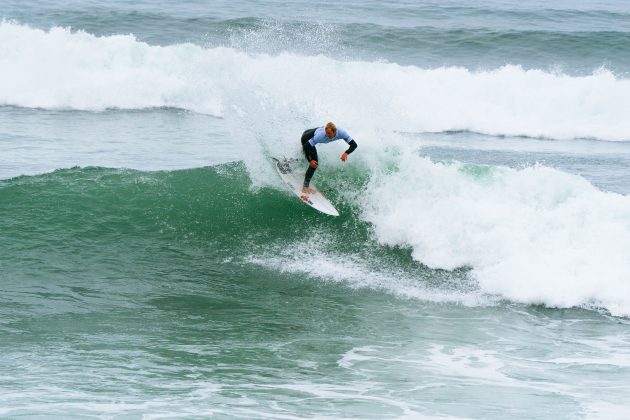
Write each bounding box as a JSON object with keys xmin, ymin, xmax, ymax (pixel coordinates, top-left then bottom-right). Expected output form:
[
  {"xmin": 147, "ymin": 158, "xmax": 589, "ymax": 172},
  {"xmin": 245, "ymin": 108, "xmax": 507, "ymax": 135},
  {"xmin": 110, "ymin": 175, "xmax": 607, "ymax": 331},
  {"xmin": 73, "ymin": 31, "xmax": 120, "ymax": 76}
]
[{"xmin": 337, "ymin": 128, "xmax": 353, "ymax": 143}]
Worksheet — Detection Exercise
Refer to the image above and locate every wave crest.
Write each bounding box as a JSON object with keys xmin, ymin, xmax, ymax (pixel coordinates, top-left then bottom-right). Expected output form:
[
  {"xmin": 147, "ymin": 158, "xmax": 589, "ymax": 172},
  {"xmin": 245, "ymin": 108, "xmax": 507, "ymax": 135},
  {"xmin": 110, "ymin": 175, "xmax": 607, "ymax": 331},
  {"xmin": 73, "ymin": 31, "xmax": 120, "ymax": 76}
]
[{"xmin": 2, "ymin": 22, "xmax": 630, "ymax": 141}]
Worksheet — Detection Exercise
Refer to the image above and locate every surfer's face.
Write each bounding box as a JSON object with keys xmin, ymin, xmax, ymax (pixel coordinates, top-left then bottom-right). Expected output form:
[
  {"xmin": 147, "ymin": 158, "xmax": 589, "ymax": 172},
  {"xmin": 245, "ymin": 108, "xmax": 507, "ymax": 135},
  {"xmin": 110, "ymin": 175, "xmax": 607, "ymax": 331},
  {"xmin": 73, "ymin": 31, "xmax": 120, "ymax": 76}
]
[{"xmin": 325, "ymin": 127, "xmax": 336, "ymax": 138}]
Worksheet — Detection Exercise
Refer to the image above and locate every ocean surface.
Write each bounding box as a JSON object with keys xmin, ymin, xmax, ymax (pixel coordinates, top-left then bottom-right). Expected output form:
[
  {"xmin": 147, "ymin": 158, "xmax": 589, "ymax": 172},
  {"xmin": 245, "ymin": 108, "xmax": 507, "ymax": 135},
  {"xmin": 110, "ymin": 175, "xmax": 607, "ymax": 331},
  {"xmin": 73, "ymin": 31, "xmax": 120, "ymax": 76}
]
[{"xmin": 2, "ymin": 1, "xmax": 630, "ymax": 418}]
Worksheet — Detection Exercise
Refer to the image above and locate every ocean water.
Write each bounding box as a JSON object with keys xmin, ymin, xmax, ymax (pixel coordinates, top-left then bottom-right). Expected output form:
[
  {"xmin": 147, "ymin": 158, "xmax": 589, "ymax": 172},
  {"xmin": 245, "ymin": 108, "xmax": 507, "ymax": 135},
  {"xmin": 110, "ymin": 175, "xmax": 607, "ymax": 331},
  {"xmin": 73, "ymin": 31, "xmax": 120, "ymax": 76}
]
[{"xmin": 2, "ymin": 0, "xmax": 630, "ymax": 418}]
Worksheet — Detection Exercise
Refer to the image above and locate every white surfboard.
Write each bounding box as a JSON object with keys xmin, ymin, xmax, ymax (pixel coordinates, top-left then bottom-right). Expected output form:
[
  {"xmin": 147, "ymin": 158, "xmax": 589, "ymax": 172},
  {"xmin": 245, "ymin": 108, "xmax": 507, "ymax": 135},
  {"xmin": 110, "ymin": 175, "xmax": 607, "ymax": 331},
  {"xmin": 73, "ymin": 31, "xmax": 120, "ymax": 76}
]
[{"xmin": 274, "ymin": 158, "xmax": 340, "ymax": 216}]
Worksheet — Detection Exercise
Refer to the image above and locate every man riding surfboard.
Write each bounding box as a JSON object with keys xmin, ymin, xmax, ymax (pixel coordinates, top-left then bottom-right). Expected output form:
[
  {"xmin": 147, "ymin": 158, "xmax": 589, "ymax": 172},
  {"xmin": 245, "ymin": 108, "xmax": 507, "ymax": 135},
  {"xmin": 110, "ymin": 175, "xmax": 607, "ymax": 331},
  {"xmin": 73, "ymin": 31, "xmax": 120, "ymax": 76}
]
[{"xmin": 300, "ymin": 122, "xmax": 358, "ymax": 193}]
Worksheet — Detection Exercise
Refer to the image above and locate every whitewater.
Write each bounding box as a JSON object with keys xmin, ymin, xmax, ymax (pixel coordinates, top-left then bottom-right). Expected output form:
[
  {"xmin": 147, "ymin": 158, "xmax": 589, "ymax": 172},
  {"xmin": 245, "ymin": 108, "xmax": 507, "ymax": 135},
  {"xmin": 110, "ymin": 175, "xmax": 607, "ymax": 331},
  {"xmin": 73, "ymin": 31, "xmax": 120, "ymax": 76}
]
[{"xmin": 3, "ymin": 21, "xmax": 630, "ymax": 141}]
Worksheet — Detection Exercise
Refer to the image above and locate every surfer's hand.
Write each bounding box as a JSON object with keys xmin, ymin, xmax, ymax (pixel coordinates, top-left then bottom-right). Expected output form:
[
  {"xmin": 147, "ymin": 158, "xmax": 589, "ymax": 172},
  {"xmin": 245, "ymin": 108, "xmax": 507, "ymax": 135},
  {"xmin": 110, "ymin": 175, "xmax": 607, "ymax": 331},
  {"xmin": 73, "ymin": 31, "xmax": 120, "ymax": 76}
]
[
  {"xmin": 341, "ymin": 152, "xmax": 348, "ymax": 162},
  {"xmin": 309, "ymin": 160, "xmax": 318, "ymax": 169}
]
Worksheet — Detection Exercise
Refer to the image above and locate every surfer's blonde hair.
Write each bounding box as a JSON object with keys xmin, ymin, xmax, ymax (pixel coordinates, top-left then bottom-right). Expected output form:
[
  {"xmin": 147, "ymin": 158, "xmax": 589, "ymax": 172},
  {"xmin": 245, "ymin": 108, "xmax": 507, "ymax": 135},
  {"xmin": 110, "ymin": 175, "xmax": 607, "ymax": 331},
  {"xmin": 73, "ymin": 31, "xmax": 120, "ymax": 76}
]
[{"xmin": 325, "ymin": 121, "xmax": 337, "ymax": 133}]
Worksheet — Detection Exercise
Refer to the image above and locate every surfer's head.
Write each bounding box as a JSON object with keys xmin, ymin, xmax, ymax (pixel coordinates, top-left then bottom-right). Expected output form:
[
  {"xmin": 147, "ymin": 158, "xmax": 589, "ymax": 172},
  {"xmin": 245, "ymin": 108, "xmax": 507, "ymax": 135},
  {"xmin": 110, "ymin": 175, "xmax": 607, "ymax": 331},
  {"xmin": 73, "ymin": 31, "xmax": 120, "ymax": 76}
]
[{"xmin": 325, "ymin": 121, "xmax": 337, "ymax": 138}]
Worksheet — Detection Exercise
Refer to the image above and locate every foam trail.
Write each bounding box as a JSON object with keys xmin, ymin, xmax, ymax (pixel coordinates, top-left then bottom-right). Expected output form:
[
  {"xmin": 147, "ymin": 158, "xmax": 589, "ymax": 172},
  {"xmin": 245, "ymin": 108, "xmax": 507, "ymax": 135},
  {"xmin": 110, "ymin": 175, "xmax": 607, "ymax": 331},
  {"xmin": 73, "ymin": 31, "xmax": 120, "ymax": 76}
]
[
  {"xmin": 362, "ymin": 151, "xmax": 630, "ymax": 316},
  {"xmin": 246, "ymin": 234, "xmax": 489, "ymax": 307},
  {"xmin": 2, "ymin": 22, "xmax": 630, "ymax": 141}
]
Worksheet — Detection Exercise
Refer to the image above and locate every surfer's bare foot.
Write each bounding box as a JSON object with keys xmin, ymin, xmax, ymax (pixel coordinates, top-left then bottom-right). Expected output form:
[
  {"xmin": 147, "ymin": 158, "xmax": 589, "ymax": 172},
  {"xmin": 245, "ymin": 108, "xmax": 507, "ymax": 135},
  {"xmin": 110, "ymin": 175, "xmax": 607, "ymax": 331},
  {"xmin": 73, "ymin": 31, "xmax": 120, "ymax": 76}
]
[{"xmin": 301, "ymin": 187, "xmax": 316, "ymax": 194}]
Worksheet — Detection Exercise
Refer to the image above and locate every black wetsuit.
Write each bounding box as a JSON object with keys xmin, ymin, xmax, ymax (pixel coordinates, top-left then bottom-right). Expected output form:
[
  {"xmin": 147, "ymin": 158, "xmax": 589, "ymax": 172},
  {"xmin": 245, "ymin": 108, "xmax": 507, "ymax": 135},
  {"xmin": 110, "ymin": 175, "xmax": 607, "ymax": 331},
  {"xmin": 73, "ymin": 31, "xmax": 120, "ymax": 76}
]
[{"xmin": 300, "ymin": 128, "xmax": 358, "ymax": 188}]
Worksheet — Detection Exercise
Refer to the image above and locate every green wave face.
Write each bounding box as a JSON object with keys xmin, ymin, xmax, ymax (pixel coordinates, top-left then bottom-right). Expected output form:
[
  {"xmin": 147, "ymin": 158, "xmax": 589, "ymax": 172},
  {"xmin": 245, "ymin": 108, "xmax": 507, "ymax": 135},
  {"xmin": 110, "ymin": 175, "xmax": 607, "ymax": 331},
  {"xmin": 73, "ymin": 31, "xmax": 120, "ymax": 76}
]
[
  {"xmin": 0, "ymin": 164, "xmax": 349, "ymax": 275},
  {"xmin": 1, "ymin": 164, "xmax": 317, "ymax": 259},
  {"xmin": 1, "ymin": 163, "xmax": 465, "ymax": 314}
]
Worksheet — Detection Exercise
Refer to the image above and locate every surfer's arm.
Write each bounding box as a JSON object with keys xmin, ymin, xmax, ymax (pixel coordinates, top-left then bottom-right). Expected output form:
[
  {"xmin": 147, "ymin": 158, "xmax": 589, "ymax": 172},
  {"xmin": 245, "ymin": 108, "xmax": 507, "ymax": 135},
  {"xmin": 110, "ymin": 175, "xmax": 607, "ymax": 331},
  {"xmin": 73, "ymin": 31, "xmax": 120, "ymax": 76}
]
[
  {"xmin": 345, "ymin": 140, "xmax": 357, "ymax": 154},
  {"xmin": 340, "ymin": 139, "xmax": 357, "ymax": 162},
  {"xmin": 334, "ymin": 128, "xmax": 357, "ymax": 161}
]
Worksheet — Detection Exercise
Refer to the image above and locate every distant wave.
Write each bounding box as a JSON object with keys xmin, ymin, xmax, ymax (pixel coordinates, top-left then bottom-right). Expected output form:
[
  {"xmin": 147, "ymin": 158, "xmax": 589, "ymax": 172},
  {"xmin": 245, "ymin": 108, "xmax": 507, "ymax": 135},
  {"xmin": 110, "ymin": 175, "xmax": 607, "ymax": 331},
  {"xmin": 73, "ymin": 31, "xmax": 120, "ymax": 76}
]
[{"xmin": 2, "ymin": 22, "xmax": 630, "ymax": 141}]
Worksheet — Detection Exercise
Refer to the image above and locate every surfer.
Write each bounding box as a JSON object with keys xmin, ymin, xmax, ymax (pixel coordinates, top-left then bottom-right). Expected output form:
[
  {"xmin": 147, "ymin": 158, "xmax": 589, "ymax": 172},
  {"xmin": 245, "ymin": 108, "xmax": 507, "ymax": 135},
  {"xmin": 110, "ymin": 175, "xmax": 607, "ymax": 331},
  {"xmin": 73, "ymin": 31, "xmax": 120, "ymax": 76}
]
[{"xmin": 300, "ymin": 122, "xmax": 358, "ymax": 193}]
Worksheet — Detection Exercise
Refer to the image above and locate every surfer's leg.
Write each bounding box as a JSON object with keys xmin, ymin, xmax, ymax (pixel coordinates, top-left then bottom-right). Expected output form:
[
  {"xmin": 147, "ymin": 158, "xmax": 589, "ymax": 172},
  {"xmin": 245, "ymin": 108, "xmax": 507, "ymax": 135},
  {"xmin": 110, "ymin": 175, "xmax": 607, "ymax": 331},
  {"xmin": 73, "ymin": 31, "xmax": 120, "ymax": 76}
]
[
  {"xmin": 300, "ymin": 128, "xmax": 318, "ymax": 161},
  {"xmin": 300, "ymin": 128, "xmax": 318, "ymax": 190},
  {"xmin": 302, "ymin": 141, "xmax": 318, "ymax": 162},
  {"xmin": 302, "ymin": 143, "xmax": 318, "ymax": 187},
  {"xmin": 304, "ymin": 165, "xmax": 317, "ymax": 188}
]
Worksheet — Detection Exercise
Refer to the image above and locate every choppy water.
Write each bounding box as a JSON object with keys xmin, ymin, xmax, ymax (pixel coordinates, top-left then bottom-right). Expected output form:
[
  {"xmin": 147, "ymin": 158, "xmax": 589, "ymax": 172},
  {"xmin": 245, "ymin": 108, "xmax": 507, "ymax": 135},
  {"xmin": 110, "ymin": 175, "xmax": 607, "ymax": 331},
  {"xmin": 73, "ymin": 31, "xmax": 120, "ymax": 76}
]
[{"xmin": 2, "ymin": 1, "xmax": 630, "ymax": 418}]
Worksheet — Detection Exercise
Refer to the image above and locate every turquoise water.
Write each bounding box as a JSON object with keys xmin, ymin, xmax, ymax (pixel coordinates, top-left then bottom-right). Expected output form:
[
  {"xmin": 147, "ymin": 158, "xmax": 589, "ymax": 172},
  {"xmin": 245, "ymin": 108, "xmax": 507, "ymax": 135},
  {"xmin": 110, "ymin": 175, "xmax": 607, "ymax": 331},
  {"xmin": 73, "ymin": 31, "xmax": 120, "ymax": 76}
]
[{"xmin": 2, "ymin": 1, "xmax": 630, "ymax": 418}]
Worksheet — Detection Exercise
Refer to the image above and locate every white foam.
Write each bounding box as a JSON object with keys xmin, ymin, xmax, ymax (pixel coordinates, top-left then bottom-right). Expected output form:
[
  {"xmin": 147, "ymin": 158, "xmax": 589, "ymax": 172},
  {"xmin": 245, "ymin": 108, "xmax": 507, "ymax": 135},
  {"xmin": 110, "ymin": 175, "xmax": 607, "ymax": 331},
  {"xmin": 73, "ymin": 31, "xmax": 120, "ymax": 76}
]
[
  {"xmin": 362, "ymin": 150, "xmax": 630, "ymax": 316},
  {"xmin": 425, "ymin": 344, "xmax": 511, "ymax": 384},
  {"xmin": 0, "ymin": 22, "xmax": 223, "ymax": 115},
  {"xmin": 246, "ymin": 233, "xmax": 492, "ymax": 307},
  {"xmin": 3, "ymin": 22, "xmax": 630, "ymax": 141},
  {"xmin": 247, "ymin": 144, "xmax": 630, "ymax": 316},
  {"xmin": 337, "ymin": 346, "xmax": 381, "ymax": 369}
]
